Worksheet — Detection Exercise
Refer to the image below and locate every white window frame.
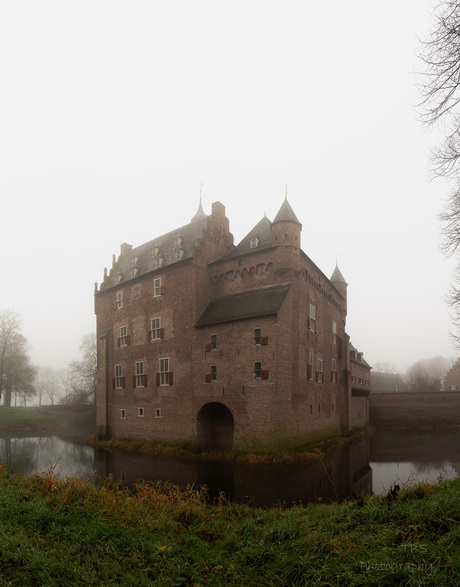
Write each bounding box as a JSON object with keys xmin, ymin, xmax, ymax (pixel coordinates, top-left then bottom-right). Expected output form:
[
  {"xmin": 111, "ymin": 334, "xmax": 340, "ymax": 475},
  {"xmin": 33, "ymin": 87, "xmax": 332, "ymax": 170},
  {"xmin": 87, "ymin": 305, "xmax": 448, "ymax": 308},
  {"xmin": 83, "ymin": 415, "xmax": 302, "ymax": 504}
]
[
  {"xmin": 153, "ymin": 277, "xmax": 163, "ymax": 297},
  {"xmin": 138, "ymin": 407, "xmax": 144, "ymax": 417},
  {"xmin": 115, "ymin": 364, "xmax": 123, "ymax": 389},
  {"xmin": 135, "ymin": 361, "xmax": 145, "ymax": 387},
  {"xmin": 317, "ymin": 358, "xmax": 323, "ymax": 383},
  {"xmin": 332, "ymin": 321, "xmax": 337, "ymax": 344},
  {"xmin": 120, "ymin": 326, "xmax": 128, "ymax": 346},
  {"xmin": 155, "ymin": 408, "xmax": 162, "ymax": 418},
  {"xmin": 309, "ymin": 305, "xmax": 316, "ymax": 331},
  {"xmin": 159, "ymin": 358, "xmax": 170, "ymax": 385},
  {"xmin": 120, "ymin": 409, "xmax": 126, "ymax": 419},
  {"xmin": 116, "ymin": 291, "xmax": 123, "ymax": 309},
  {"xmin": 151, "ymin": 317, "xmax": 161, "ymax": 340}
]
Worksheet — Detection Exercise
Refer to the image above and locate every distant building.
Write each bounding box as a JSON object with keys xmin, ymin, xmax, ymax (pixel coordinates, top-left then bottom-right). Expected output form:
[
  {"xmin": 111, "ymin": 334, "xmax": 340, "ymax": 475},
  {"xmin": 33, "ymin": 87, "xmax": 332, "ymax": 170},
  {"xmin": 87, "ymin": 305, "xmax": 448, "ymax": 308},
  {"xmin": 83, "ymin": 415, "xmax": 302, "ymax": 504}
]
[
  {"xmin": 349, "ymin": 344, "xmax": 372, "ymax": 426},
  {"xmin": 443, "ymin": 358, "xmax": 460, "ymax": 391},
  {"xmin": 94, "ymin": 198, "xmax": 369, "ymax": 449},
  {"xmin": 371, "ymin": 372, "xmax": 408, "ymax": 393}
]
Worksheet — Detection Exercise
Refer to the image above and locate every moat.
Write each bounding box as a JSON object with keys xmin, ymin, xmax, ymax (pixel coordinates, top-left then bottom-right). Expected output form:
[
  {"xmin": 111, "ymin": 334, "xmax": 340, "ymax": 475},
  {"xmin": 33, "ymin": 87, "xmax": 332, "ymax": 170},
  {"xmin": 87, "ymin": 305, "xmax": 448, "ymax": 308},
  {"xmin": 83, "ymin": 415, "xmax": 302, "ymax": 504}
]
[{"xmin": 1, "ymin": 429, "xmax": 458, "ymax": 506}]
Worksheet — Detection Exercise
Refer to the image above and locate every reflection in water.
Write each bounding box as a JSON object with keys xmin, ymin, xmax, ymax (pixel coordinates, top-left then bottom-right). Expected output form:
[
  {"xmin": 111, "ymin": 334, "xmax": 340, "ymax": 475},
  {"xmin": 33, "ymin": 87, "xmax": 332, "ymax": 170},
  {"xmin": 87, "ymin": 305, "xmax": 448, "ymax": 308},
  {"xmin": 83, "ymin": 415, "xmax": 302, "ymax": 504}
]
[
  {"xmin": 0, "ymin": 430, "xmax": 458, "ymax": 506},
  {"xmin": 0, "ymin": 436, "xmax": 95, "ymax": 479}
]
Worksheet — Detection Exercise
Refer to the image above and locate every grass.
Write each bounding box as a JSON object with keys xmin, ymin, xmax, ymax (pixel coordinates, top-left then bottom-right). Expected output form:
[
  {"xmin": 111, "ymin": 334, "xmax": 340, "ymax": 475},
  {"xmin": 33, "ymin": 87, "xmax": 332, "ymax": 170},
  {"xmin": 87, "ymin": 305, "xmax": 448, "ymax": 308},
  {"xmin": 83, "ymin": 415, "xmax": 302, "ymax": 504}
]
[
  {"xmin": 0, "ymin": 463, "xmax": 458, "ymax": 586},
  {"xmin": 0, "ymin": 406, "xmax": 95, "ymax": 437}
]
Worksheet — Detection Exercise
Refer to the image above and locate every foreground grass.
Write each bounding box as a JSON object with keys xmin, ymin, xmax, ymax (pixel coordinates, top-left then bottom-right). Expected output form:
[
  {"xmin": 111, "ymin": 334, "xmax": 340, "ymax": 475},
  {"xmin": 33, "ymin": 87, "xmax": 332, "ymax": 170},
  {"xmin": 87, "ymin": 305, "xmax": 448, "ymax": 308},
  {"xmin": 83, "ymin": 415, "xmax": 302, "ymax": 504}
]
[
  {"xmin": 0, "ymin": 406, "xmax": 95, "ymax": 436},
  {"xmin": 0, "ymin": 465, "xmax": 458, "ymax": 586}
]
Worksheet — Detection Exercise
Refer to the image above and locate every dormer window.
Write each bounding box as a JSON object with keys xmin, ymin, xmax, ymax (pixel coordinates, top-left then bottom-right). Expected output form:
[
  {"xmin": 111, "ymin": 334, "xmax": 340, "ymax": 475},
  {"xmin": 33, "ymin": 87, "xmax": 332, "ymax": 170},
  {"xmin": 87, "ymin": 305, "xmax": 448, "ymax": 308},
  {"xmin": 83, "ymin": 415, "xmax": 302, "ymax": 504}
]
[
  {"xmin": 151, "ymin": 247, "xmax": 160, "ymax": 257},
  {"xmin": 131, "ymin": 256, "xmax": 139, "ymax": 266},
  {"xmin": 174, "ymin": 249, "xmax": 184, "ymax": 260},
  {"xmin": 115, "ymin": 273, "xmax": 123, "ymax": 283},
  {"xmin": 173, "ymin": 237, "xmax": 182, "ymax": 248},
  {"xmin": 250, "ymin": 237, "xmax": 259, "ymax": 248},
  {"xmin": 129, "ymin": 267, "xmax": 139, "ymax": 278},
  {"xmin": 154, "ymin": 257, "xmax": 163, "ymax": 267}
]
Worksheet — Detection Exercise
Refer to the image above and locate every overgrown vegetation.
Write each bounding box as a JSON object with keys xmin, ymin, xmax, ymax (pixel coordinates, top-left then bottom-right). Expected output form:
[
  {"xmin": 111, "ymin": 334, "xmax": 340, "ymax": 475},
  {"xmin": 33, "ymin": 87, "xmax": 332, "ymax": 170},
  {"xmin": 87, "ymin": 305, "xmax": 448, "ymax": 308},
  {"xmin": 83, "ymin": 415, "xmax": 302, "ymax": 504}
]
[
  {"xmin": 0, "ymin": 464, "xmax": 458, "ymax": 585},
  {"xmin": 93, "ymin": 427, "xmax": 374, "ymax": 465}
]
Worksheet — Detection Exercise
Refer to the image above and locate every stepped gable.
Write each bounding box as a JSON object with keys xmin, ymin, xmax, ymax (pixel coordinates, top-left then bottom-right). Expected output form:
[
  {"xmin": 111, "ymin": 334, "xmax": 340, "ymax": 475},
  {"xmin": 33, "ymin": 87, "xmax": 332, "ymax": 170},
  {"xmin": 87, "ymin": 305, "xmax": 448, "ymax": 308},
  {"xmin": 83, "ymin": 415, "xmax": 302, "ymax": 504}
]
[{"xmin": 196, "ymin": 282, "xmax": 292, "ymax": 327}]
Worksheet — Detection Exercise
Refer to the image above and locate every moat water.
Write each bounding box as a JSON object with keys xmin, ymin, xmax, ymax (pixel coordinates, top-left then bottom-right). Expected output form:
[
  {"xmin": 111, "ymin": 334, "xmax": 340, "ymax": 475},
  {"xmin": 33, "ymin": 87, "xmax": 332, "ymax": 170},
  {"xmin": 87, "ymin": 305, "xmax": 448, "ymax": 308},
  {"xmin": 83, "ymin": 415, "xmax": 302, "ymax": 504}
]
[{"xmin": 0, "ymin": 430, "xmax": 458, "ymax": 506}]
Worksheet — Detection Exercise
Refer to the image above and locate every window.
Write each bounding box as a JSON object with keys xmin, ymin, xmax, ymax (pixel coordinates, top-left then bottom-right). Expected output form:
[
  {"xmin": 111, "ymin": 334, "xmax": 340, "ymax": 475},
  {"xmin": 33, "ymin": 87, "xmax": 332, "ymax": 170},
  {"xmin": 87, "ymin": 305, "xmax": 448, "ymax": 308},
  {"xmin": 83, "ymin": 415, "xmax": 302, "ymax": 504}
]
[
  {"xmin": 331, "ymin": 359, "xmax": 337, "ymax": 383},
  {"xmin": 138, "ymin": 407, "xmax": 144, "ymax": 417},
  {"xmin": 120, "ymin": 409, "xmax": 126, "ymax": 419},
  {"xmin": 153, "ymin": 278, "xmax": 164, "ymax": 297},
  {"xmin": 173, "ymin": 237, "xmax": 182, "ymax": 248},
  {"xmin": 308, "ymin": 349, "xmax": 314, "ymax": 379},
  {"xmin": 154, "ymin": 257, "xmax": 164, "ymax": 267},
  {"xmin": 226, "ymin": 271, "xmax": 235, "ymax": 283},
  {"xmin": 210, "ymin": 334, "xmax": 217, "ymax": 350},
  {"xmin": 359, "ymin": 370, "xmax": 363, "ymax": 384},
  {"xmin": 174, "ymin": 249, "xmax": 184, "ymax": 260},
  {"xmin": 129, "ymin": 267, "xmax": 139, "ymax": 278},
  {"xmin": 119, "ymin": 326, "xmax": 129, "ymax": 346},
  {"xmin": 115, "ymin": 274, "xmax": 123, "ymax": 283},
  {"xmin": 256, "ymin": 263, "xmax": 266, "ymax": 276},
  {"xmin": 254, "ymin": 328, "xmax": 261, "ymax": 345},
  {"xmin": 114, "ymin": 364, "xmax": 124, "ymax": 389},
  {"xmin": 451, "ymin": 384, "xmax": 457, "ymax": 390},
  {"xmin": 116, "ymin": 291, "xmax": 123, "ymax": 309},
  {"xmin": 152, "ymin": 247, "xmax": 160, "ymax": 257},
  {"xmin": 131, "ymin": 256, "xmax": 139, "ymax": 265},
  {"xmin": 250, "ymin": 237, "xmax": 259, "ymax": 248},
  {"xmin": 155, "ymin": 408, "xmax": 162, "ymax": 418},
  {"xmin": 316, "ymin": 359, "xmax": 323, "ymax": 383},
  {"xmin": 210, "ymin": 365, "xmax": 217, "ymax": 380},
  {"xmin": 332, "ymin": 321, "xmax": 337, "ymax": 344},
  {"xmin": 309, "ymin": 305, "xmax": 316, "ymax": 332},
  {"xmin": 159, "ymin": 358, "xmax": 171, "ymax": 385},
  {"xmin": 255, "ymin": 362, "xmax": 262, "ymax": 379},
  {"xmin": 135, "ymin": 361, "xmax": 146, "ymax": 387},
  {"xmin": 150, "ymin": 317, "xmax": 163, "ymax": 340}
]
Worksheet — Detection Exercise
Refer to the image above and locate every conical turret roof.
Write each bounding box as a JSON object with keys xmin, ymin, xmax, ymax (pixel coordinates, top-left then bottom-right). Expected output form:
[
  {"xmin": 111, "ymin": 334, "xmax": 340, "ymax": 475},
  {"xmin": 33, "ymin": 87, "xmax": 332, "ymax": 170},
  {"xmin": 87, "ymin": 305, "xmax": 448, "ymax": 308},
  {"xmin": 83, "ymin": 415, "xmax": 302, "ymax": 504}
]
[
  {"xmin": 272, "ymin": 198, "xmax": 301, "ymax": 225},
  {"xmin": 330, "ymin": 264, "xmax": 347, "ymax": 285},
  {"xmin": 191, "ymin": 198, "xmax": 207, "ymax": 223}
]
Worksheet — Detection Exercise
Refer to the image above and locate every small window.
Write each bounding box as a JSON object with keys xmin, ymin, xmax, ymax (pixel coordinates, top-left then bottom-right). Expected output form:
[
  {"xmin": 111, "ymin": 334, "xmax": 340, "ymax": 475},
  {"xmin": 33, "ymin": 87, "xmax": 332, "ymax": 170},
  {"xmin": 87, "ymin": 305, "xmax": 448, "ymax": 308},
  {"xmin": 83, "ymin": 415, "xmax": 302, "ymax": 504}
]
[
  {"xmin": 254, "ymin": 328, "xmax": 261, "ymax": 345},
  {"xmin": 129, "ymin": 267, "xmax": 139, "ymax": 277},
  {"xmin": 155, "ymin": 408, "xmax": 162, "ymax": 418},
  {"xmin": 309, "ymin": 305, "xmax": 316, "ymax": 332},
  {"xmin": 131, "ymin": 256, "xmax": 139, "ymax": 266},
  {"xmin": 174, "ymin": 249, "xmax": 184, "ymax": 260},
  {"xmin": 154, "ymin": 257, "xmax": 164, "ymax": 267},
  {"xmin": 120, "ymin": 409, "xmax": 126, "ymax": 419},
  {"xmin": 250, "ymin": 237, "xmax": 259, "ymax": 248},
  {"xmin": 316, "ymin": 359, "xmax": 323, "ymax": 383},
  {"xmin": 332, "ymin": 321, "xmax": 337, "ymax": 344},
  {"xmin": 331, "ymin": 359, "xmax": 337, "ymax": 383},
  {"xmin": 120, "ymin": 326, "xmax": 128, "ymax": 346},
  {"xmin": 309, "ymin": 405, "xmax": 313, "ymax": 415},
  {"xmin": 451, "ymin": 384, "xmax": 457, "ymax": 390},
  {"xmin": 255, "ymin": 362, "xmax": 262, "ymax": 379},
  {"xmin": 115, "ymin": 274, "xmax": 123, "ymax": 283},
  {"xmin": 151, "ymin": 317, "xmax": 162, "ymax": 340},
  {"xmin": 159, "ymin": 358, "xmax": 170, "ymax": 385},
  {"xmin": 210, "ymin": 334, "xmax": 217, "ymax": 350},
  {"xmin": 152, "ymin": 247, "xmax": 160, "ymax": 257},
  {"xmin": 173, "ymin": 237, "xmax": 182, "ymax": 248},
  {"xmin": 138, "ymin": 407, "xmax": 144, "ymax": 417},
  {"xmin": 210, "ymin": 365, "xmax": 217, "ymax": 380},
  {"xmin": 135, "ymin": 361, "xmax": 145, "ymax": 387},
  {"xmin": 153, "ymin": 278, "xmax": 163, "ymax": 297},
  {"xmin": 116, "ymin": 291, "xmax": 123, "ymax": 309},
  {"xmin": 115, "ymin": 364, "xmax": 123, "ymax": 389}
]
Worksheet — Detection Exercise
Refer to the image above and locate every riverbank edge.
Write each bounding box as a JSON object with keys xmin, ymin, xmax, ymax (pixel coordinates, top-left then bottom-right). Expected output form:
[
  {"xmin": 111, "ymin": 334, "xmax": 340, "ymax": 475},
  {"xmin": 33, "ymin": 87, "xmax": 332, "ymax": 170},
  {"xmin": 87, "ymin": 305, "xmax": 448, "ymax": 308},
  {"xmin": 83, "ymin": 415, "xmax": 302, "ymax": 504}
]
[
  {"xmin": 0, "ymin": 464, "xmax": 458, "ymax": 585},
  {"xmin": 88, "ymin": 426, "xmax": 374, "ymax": 465}
]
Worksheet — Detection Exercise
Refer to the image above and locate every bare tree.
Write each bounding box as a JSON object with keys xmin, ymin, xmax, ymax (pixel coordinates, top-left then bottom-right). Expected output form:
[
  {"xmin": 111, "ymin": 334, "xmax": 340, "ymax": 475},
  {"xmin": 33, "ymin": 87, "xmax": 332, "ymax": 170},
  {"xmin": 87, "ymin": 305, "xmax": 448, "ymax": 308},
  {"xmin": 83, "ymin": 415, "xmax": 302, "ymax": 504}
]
[
  {"xmin": 66, "ymin": 333, "xmax": 97, "ymax": 404},
  {"xmin": 0, "ymin": 310, "xmax": 36, "ymax": 406},
  {"xmin": 35, "ymin": 367, "xmax": 62, "ymax": 406},
  {"xmin": 405, "ymin": 356, "xmax": 451, "ymax": 392},
  {"xmin": 372, "ymin": 362, "xmax": 398, "ymax": 374}
]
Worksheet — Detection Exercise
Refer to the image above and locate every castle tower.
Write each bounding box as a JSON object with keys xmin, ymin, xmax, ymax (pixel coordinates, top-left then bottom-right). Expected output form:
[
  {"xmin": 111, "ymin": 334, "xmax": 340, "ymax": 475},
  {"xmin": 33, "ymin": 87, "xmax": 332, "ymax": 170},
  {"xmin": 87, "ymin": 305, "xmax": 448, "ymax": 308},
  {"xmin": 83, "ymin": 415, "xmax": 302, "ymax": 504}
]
[
  {"xmin": 331, "ymin": 264, "xmax": 348, "ymax": 311},
  {"xmin": 271, "ymin": 197, "xmax": 302, "ymax": 248}
]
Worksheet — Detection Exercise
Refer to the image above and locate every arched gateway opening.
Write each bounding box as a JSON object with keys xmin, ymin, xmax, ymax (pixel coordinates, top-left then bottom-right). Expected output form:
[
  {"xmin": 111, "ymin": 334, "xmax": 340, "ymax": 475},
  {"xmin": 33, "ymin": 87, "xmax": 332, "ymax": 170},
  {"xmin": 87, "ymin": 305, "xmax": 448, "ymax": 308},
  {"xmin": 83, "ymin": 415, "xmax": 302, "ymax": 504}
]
[{"xmin": 197, "ymin": 403, "xmax": 234, "ymax": 450}]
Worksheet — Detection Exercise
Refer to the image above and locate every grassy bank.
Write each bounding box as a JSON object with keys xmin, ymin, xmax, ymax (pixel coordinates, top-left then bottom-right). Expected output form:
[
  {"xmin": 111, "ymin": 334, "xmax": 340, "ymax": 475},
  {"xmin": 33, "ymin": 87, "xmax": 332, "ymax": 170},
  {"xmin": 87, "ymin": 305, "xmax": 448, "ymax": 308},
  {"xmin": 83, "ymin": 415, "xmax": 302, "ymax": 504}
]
[
  {"xmin": 94, "ymin": 427, "xmax": 374, "ymax": 465},
  {"xmin": 0, "ymin": 466, "xmax": 458, "ymax": 586},
  {"xmin": 0, "ymin": 406, "xmax": 95, "ymax": 437}
]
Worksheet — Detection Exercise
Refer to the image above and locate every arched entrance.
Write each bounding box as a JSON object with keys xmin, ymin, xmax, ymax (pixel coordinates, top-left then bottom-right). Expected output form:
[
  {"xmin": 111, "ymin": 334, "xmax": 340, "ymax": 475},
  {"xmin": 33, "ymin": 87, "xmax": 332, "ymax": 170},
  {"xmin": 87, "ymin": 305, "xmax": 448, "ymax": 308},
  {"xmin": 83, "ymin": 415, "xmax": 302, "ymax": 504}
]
[{"xmin": 197, "ymin": 402, "xmax": 234, "ymax": 450}]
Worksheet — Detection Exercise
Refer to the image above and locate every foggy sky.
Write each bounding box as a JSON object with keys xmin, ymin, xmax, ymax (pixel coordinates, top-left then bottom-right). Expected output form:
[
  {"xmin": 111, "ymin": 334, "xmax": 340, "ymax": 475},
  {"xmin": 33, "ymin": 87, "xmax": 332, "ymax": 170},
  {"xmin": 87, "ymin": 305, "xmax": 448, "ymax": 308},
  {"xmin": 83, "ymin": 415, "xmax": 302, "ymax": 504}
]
[{"xmin": 0, "ymin": 1, "xmax": 456, "ymax": 374}]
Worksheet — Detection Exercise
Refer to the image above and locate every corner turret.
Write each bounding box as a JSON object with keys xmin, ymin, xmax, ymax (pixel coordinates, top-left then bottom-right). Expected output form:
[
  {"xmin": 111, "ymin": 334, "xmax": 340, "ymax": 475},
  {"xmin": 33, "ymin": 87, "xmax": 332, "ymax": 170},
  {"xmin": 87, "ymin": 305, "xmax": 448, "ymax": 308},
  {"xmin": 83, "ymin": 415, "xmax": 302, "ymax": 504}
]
[{"xmin": 271, "ymin": 197, "xmax": 302, "ymax": 248}]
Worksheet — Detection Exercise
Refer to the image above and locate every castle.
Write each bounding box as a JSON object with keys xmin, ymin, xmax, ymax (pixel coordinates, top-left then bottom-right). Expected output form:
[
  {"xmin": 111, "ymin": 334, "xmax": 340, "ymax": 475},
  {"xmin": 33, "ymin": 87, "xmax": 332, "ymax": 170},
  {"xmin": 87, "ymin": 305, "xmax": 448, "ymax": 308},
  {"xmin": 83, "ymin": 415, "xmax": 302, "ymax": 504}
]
[{"xmin": 95, "ymin": 198, "xmax": 370, "ymax": 449}]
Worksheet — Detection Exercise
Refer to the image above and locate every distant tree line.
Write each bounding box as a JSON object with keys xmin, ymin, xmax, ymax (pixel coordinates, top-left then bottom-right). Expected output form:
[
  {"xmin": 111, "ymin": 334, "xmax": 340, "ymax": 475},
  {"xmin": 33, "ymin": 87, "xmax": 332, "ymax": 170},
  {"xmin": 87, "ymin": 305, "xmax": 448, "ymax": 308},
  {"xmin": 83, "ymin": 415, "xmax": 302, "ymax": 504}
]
[
  {"xmin": 0, "ymin": 309, "xmax": 96, "ymax": 407},
  {"xmin": 375, "ymin": 356, "xmax": 455, "ymax": 392}
]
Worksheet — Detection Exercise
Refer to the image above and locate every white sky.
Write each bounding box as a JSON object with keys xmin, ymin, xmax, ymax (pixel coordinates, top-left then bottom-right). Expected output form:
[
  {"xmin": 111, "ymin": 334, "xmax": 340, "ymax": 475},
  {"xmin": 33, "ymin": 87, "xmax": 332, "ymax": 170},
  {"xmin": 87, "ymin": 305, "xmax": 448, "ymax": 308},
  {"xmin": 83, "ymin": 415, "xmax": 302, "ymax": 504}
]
[{"xmin": 0, "ymin": 0, "xmax": 456, "ymax": 374}]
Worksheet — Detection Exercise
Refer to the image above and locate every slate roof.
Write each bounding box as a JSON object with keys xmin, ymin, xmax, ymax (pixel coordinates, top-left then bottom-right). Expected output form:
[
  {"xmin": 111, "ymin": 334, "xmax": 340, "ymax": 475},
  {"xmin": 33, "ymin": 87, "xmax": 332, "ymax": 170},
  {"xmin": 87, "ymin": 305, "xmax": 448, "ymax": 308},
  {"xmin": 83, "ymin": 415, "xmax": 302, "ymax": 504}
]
[
  {"xmin": 196, "ymin": 282, "xmax": 292, "ymax": 327},
  {"xmin": 371, "ymin": 372, "xmax": 408, "ymax": 393},
  {"xmin": 273, "ymin": 198, "xmax": 301, "ymax": 225},
  {"xmin": 100, "ymin": 214, "xmax": 209, "ymax": 291},
  {"xmin": 331, "ymin": 264, "xmax": 347, "ymax": 285},
  {"xmin": 223, "ymin": 215, "xmax": 274, "ymax": 259}
]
